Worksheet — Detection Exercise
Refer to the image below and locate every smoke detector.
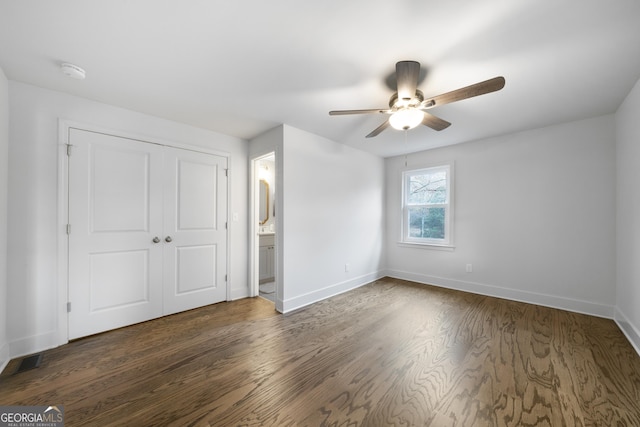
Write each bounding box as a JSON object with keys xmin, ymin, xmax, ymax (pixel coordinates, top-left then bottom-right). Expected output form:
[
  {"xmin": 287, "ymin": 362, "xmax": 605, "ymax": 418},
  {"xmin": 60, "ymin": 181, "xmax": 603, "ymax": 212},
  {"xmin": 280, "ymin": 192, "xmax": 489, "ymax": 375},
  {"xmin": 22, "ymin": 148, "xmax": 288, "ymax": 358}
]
[{"xmin": 60, "ymin": 63, "xmax": 86, "ymax": 80}]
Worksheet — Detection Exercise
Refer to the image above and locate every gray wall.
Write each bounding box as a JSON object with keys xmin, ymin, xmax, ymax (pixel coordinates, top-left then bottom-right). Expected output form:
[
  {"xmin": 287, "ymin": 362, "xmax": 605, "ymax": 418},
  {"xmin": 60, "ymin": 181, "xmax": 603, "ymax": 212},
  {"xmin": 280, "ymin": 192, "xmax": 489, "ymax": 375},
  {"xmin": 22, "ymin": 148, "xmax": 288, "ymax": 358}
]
[
  {"xmin": 250, "ymin": 125, "xmax": 386, "ymax": 313},
  {"xmin": 281, "ymin": 125, "xmax": 385, "ymax": 312},
  {"xmin": 0, "ymin": 66, "xmax": 9, "ymax": 370},
  {"xmin": 4, "ymin": 73, "xmax": 639, "ymax": 362},
  {"xmin": 7, "ymin": 81, "xmax": 248, "ymax": 358},
  {"xmin": 386, "ymin": 115, "xmax": 617, "ymax": 317},
  {"xmin": 615, "ymin": 76, "xmax": 640, "ymax": 354}
]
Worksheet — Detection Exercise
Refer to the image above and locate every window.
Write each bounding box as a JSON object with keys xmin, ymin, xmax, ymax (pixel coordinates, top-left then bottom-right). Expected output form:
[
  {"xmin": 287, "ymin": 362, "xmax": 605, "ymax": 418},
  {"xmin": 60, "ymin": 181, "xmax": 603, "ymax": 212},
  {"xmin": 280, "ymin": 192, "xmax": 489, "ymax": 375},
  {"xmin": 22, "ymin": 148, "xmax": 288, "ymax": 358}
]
[{"xmin": 402, "ymin": 164, "xmax": 452, "ymax": 246}]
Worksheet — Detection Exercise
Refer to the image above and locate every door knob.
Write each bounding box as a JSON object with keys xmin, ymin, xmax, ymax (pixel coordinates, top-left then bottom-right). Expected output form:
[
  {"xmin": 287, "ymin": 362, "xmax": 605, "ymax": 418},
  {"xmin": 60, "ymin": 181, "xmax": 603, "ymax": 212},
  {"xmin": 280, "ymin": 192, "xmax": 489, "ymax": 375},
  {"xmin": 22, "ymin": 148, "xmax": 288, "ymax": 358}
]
[
  {"xmin": 165, "ymin": 236, "xmax": 172, "ymax": 243},
  {"xmin": 152, "ymin": 236, "xmax": 160, "ymax": 243}
]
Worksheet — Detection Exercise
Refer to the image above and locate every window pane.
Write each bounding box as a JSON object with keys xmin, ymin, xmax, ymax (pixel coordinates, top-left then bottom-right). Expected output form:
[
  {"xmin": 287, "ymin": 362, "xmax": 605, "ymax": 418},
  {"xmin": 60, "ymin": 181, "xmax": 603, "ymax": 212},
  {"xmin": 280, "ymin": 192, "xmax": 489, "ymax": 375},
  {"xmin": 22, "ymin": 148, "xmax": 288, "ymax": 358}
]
[
  {"xmin": 407, "ymin": 171, "xmax": 447, "ymax": 204},
  {"xmin": 408, "ymin": 207, "xmax": 445, "ymax": 239}
]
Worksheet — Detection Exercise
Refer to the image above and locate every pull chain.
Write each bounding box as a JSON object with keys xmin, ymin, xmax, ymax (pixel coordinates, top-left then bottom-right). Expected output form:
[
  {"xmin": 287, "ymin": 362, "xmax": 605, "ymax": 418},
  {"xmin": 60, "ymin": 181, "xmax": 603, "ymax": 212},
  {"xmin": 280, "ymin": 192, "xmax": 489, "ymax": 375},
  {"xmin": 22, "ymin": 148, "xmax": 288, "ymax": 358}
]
[{"xmin": 404, "ymin": 130, "xmax": 408, "ymax": 167}]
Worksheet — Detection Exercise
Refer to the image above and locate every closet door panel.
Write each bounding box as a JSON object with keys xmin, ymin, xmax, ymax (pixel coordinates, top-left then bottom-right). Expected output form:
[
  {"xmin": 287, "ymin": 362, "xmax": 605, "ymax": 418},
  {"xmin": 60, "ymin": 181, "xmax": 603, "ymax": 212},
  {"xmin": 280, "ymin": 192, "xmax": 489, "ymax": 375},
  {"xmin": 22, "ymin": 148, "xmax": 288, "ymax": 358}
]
[
  {"xmin": 68, "ymin": 129, "xmax": 164, "ymax": 339},
  {"xmin": 162, "ymin": 147, "xmax": 228, "ymax": 315}
]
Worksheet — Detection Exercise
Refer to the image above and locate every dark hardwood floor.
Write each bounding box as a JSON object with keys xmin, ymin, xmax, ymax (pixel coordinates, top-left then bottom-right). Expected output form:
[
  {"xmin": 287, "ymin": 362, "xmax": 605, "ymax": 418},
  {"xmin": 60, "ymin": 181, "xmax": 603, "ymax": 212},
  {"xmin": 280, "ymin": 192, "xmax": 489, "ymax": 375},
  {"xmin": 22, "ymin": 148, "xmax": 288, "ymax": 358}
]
[{"xmin": 2, "ymin": 278, "xmax": 640, "ymax": 426}]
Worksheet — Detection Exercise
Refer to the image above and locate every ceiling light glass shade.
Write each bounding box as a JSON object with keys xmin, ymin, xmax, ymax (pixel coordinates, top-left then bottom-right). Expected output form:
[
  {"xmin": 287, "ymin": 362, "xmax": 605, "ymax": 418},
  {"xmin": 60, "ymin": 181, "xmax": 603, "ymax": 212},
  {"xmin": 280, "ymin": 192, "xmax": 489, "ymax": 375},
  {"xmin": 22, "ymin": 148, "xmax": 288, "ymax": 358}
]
[{"xmin": 389, "ymin": 108, "xmax": 424, "ymax": 130}]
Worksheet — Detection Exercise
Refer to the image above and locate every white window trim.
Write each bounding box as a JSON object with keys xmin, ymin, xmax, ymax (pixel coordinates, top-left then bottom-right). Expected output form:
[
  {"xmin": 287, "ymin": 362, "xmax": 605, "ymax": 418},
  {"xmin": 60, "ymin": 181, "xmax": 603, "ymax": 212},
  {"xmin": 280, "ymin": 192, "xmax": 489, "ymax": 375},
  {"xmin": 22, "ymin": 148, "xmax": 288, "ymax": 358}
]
[{"xmin": 400, "ymin": 163, "xmax": 454, "ymax": 248}]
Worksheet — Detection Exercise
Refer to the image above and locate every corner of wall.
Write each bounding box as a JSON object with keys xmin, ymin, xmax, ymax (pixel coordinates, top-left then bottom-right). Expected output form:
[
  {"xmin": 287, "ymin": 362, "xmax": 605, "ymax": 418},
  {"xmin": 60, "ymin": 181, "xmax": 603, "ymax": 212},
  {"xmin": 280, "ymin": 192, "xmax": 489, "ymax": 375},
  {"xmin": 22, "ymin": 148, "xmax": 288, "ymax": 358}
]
[
  {"xmin": 0, "ymin": 343, "xmax": 8, "ymax": 373},
  {"xmin": 0, "ymin": 66, "xmax": 9, "ymax": 372},
  {"xmin": 281, "ymin": 270, "xmax": 386, "ymax": 314},
  {"xmin": 615, "ymin": 308, "xmax": 640, "ymax": 357},
  {"xmin": 614, "ymin": 75, "xmax": 640, "ymax": 358},
  {"xmin": 8, "ymin": 331, "xmax": 59, "ymax": 360}
]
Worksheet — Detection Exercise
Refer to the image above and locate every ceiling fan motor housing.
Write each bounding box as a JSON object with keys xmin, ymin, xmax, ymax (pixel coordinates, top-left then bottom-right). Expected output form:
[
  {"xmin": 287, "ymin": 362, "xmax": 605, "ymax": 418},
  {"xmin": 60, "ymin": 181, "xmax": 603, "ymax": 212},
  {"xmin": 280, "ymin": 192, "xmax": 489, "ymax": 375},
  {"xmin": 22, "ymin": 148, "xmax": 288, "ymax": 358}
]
[
  {"xmin": 389, "ymin": 90, "xmax": 424, "ymax": 109},
  {"xmin": 328, "ymin": 60, "xmax": 505, "ymax": 138}
]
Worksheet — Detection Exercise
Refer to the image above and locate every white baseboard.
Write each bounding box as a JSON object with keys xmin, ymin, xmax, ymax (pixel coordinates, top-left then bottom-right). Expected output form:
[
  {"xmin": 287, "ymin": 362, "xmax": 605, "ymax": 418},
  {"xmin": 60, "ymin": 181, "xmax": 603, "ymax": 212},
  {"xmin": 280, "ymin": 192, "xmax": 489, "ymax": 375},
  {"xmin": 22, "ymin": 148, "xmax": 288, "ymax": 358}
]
[
  {"xmin": 230, "ymin": 287, "xmax": 250, "ymax": 301},
  {"xmin": 384, "ymin": 269, "xmax": 615, "ymax": 319},
  {"xmin": 614, "ymin": 308, "xmax": 640, "ymax": 358},
  {"xmin": 9, "ymin": 330, "xmax": 60, "ymax": 360},
  {"xmin": 282, "ymin": 271, "xmax": 386, "ymax": 314},
  {"xmin": 0, "ymin": 341, "xmax": 9, "ymax": 373}
]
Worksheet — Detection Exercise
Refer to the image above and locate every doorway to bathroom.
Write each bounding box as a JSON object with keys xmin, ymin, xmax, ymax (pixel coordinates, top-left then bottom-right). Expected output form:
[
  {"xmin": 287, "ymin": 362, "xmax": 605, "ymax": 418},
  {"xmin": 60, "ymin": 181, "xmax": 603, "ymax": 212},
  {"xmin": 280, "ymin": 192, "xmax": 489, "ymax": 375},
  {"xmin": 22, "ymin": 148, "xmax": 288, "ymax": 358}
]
[{"xmin": 253, "ymin": 153, "xmax": 276, "ymax": 303}]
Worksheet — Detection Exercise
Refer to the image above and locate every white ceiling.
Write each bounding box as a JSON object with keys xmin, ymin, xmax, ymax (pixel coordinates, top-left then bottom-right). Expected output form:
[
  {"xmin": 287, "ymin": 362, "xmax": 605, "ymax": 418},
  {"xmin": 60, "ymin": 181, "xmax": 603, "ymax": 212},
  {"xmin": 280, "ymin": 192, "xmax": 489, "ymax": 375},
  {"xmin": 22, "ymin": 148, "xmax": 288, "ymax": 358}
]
[{"xmin": 1, "ymin": 1, "xmax": 640, "ymax": 157}]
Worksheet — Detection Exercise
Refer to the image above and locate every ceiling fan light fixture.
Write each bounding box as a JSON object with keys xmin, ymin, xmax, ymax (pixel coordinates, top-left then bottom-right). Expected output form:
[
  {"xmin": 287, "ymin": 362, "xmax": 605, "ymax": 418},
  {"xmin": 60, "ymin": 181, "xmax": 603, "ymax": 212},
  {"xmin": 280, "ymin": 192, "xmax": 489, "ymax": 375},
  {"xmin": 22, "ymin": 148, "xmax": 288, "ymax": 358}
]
[
  {"xmin": 328, "ymin": 60, "xmax": 505, "ymax": 138},
  {"xmin": 389, "ymin": 108, "xmax": 424, "ymax": 131}
]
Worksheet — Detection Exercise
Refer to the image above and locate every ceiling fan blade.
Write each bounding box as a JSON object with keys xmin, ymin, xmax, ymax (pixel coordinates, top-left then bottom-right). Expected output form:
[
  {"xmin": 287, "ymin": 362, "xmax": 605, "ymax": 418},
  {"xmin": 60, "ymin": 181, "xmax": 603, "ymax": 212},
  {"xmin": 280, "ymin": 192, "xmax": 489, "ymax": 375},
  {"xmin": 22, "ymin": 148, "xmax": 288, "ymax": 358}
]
[
  {"xmin": 396, "ymin": 61, "xmax": 421, "ymax": 102},
  {"xmin": 421, "ymin": 112, "xmax": 451, "ymax": 131},
  {"xmin": 365, "ymin": 120, "xmax": 390, "ymax": 138},
  {"xmin": 329, "ymin": 108, "xmax": 390, "ymax": 116},
  {"xmin": 425, "ymin": 76, "xmax": 505, "ymax": 108}
]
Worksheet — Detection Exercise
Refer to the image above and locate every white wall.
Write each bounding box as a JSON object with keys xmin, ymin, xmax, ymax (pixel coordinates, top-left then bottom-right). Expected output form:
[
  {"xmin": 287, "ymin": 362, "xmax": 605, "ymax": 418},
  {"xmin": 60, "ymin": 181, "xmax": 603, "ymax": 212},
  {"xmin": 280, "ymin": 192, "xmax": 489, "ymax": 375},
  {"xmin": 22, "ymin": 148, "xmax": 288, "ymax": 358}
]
[
  {"xmin": 248, "ymin": 126, "xmax": 284, "ymax": 309},
  {"xmin": 615, "ymin": 76, "xmax": 640, "ymax": 354},
  {"xmin": 7, "ymin": 82, "xmax": 248, "ymax": 358},
  {"xmin": 386, "ymin": 115, "xmax": 617, "ymax": 317},
  {"xmin": 4, "ymin": 75, "xmax": 634, "ymax": 359},
  {"xmin": 0, "ymin": 67, "xmax": 9, "ymax": 370},
  {"xmin": 280, "ymin": 125, "xmax": 385, "ymax": 312}
]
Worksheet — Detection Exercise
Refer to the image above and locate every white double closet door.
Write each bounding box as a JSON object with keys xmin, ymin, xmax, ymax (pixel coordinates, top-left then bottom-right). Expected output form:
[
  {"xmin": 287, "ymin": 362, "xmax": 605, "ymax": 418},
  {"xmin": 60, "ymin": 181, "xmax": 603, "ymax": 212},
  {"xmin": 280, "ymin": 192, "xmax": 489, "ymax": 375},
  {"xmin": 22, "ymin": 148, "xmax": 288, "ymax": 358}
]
[{"xmin": 68, "ymin": 129, "xmax": 227, "ymax": 339}]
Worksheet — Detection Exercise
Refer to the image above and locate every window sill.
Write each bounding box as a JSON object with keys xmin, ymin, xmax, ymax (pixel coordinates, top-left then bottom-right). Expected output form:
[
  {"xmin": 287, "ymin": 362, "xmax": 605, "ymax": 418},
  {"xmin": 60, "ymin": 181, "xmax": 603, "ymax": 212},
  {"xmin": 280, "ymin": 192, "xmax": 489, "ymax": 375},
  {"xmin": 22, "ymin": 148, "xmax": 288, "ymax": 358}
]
[{"xmin": 397, "ymin": 241, "xmax": 455, "ymax": 251}]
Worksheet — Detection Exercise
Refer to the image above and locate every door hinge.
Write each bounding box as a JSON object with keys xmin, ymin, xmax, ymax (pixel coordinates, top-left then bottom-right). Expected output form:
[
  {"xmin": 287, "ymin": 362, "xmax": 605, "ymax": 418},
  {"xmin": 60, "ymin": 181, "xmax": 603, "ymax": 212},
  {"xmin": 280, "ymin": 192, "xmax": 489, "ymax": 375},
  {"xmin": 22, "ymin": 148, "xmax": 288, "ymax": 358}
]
[
  {"xmin": 67, "ymin": 302, "xmax": 71, "ymax": 313},
  {"xmin": 225, "ymin": 222, "xmax": 228, "ymax": 230},
  {"xmin": 225, "ymin": 274, "xmax": 228, "ymax": 282},
  {"xmin": 66, "ymin": 224, "xmax": 71, "ymax": 235},
  {"xmin": 225, "ymin": 169, "xmax": 228, "ymax": 177},
  {"xmin": 66, "ymin": 144, "xmax": 73, "ymax": 156}
]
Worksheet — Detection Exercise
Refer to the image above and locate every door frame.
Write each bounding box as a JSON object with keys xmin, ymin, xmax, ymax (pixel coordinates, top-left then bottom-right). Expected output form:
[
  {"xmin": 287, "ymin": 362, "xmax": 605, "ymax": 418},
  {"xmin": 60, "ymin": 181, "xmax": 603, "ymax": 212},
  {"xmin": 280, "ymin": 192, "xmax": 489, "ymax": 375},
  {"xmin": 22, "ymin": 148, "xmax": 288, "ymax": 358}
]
[
  {"xmin": 57, "ymin": 119, "xmax": 232, "ymax": 345},
  {"xmin": 250, "ymin": 152, "xmax": 278, "ymax": 302}
]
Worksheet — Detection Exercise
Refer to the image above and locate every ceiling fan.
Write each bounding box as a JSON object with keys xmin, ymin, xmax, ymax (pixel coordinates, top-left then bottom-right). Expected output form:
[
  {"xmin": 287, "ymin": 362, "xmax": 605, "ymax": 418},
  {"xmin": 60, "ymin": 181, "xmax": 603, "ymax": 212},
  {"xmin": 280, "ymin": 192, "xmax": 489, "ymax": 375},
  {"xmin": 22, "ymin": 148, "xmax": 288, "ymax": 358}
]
[{"xmin": 329, "ymin": 61, "xmax": 505, "ymax": 138}]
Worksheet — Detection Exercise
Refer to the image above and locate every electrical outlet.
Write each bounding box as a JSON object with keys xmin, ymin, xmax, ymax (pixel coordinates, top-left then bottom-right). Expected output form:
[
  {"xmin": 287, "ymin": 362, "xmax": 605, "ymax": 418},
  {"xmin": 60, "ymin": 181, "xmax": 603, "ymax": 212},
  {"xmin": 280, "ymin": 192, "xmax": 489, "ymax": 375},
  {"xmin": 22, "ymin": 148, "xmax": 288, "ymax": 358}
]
[
  {"xmin": 345, "ymin": 263, "xmax": 350, "ymax": 272},
  {"xmin": 465, "ymin": 264, "xmax": 473, "ymax": 273}
]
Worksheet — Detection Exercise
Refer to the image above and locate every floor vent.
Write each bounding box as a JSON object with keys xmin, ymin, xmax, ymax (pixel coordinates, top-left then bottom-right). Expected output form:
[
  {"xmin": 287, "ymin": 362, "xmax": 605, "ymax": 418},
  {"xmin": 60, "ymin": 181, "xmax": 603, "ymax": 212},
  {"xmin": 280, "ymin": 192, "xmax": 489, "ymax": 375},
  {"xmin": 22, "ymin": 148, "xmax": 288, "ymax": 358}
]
[{"xmin": 15, "ymin": 353, "xmax": 43, "ymax": 374}]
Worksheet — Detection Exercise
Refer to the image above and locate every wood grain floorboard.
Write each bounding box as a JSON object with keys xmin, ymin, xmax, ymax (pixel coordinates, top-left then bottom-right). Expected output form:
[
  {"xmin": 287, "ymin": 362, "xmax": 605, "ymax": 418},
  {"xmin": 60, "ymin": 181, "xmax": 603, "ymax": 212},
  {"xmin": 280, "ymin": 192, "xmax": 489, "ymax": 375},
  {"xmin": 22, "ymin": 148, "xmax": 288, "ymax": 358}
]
[{"xmin": 1, "ymin": 278, "xmax": 639, "ymax": 426}]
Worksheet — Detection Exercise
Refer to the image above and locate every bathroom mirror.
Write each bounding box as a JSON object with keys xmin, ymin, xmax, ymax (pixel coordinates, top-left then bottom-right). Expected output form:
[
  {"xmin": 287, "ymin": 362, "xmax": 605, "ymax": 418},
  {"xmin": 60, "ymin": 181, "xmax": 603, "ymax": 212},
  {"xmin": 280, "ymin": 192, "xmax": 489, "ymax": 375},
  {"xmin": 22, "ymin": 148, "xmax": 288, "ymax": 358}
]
[{"xmin": 259, "ymin": 179, "xmax": 269, "ymax": 225}]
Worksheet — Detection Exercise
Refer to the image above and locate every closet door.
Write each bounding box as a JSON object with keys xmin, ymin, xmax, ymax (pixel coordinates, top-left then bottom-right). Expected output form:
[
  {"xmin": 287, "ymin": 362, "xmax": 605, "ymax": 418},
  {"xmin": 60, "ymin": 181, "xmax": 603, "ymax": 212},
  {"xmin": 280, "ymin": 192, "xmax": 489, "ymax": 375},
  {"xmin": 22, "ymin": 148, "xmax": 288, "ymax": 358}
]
[
  {"xmin": 68, "ymin": 130, "xmax": 229, "ymax": 339},
  {"xmin": 162, "ymin": 147, "xmax": 228, "ymax": 315},
  {"xmin": 68, "ymin": 129, "xmax": 164, "ymax": 339}
]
